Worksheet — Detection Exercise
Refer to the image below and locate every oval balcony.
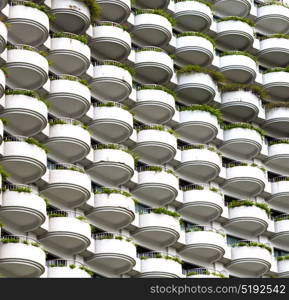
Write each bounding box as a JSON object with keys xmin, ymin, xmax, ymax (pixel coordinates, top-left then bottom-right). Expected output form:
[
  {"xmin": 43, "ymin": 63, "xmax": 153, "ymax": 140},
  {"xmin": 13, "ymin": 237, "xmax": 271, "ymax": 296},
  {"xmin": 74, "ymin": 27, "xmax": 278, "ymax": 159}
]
[
  {"xmin": 39, "ymin": 211, "xmax": 91, "ymax": 254},
  {"xmin": 0, "ymin": 68, "xmax": 5, "ymax": 98},
  {"xmin": 0, "ymin": 184, "xmax": 46, "ymax": 232},
  {"xmin": 176, "ymin": 66, "xmax": 220, "ymax": 105},
  {"xmin": 87, "ymin": 233, "xmax": 136, "ymax": 275},
  {"xmin": 0, "ymin": 236, "xmax": 45, "ymax": 277},
  {"xmin": 90, "ymin": 22, "xmax": 131, "ymax": 61},
  {"xmin": 213, "ymin": 0, "xmax": 251, "ymax": 17},
  {"xmin": 86, "ymin": 189, "xmax": 135, "ymax": 230},
  {"xmin": 132, "ymin": 166, "xmax": 178, "ymax": 206},
  {"xmin": 178, "ymin": 185, "xmax": 224, "ymax": 223},
  {"xmin": 216, "ymin": 19, "xmax": 254, "ymax": 51},
  {"xmin": 1, "ymin": 90, "xmax": 48, "ymax": 136},
  {"xmin": 91, "ymin": 61, "xmax": 133, "ymax": 102},
  {"xmin": 98, "ymin": 0, "xmax": 130, "ymax": 23},
  {"xmin": 174, "ymin": 0, "xmax": 213, "ymax": 32},
  {"xmin": 0, "ymin": 137, "xmax": 47, "ymax": 184},
  {"xmin": 133, "ymin": 208, "xmax": 180, "ymax": 247},
  {"xmin": 135, "ymin": 48, "xmax": 173, "ymax": 84},
  {"xmin": 219, "ymin": 52, "xmax": 257, "ymax": 84},
  {"xmin": 256, "ymin": 4, "xmax": 289, "ymax": 34},
  {"xmin": 133, "ymin": 125, "xmax": 177, "ymax": 164},
  {"xmin": 86, "ymin": 145, "xmax": 135, "ymax": 186},
  {"xmin": 176, "ymin": 33, "xmax": 215, "ymax": 66},
  {"xmin": 132, "ymin": 85, "xmax": 175, "ymax": 124},
  {"xmin": 40, "ymin": 164, "xmax": 91, "ymax": 208},
  {"xmin": 258, "ymin": 36, "xmax": 289, "ymax": 67},
  {"xmin": 137, "ymin": 252, "xmax": 183, "ymax": 278},
  {"xmin": 45, "ymin": 119, "xmax": 91, "ymax": 163},
  {"xmin": 6, "ymin": 45, "xmax": 49, "ymax": 90},
  {"xmin": 277, "ymin": 257, "xmax": 289, "ymax": 277},
  {"xmin": 271, "ymin": 215, "xmax": 289, "ymax": 247},
  {"xmin": 186, "ymin": 267, "xmax": 227, "ymax": 278},
  {"xmin": 47, "ymin": 75, "xmax": 91, "ymax": 119},
  {"xmin": 135, "ymin": 0, "xmax": 169, "ymax": 9},
  {"xmin": 265, "ymin": 140, "xmax": 289, "ymax": 173},
  {"xmin": 7, "ymin": 2, "xmax": 49, "ymax": 46},
  {"xmin": 226, "ymin": 241, "xmax": 272, "ymax": 277},
  {"xmin": 50, "ymin": 0, "xmax": 91, "ymax": 34},
  {"xmin": 47, "ymin": 260, "xmax": 91, "ymax": 278},
  {"xmin": 220, "ymin": 124, "xmax": 263, "ymax": 159},
  {"xmin": 263, "ymin": 104, "xmax": 289, "ymax": 136},
  {"xmin": 0, "ymin": 20, "xmax": 7, "ymax": 54},
  {"xmin": 220, "ymin": 86, "xmax": 261, "ymax": 122},
  {"xmin": 179, "ymin": 226, "xmax": 226, "ymax": 263},
  {"xmin": 132, "ymin": 10, "xmax": 172, "ymax": 46},
  {"xmin": 48, "ymin": 33, "xmax": 90, "ymax": 76},
  {"xmin": 222, "ymin": 163, "xmax": 266, "ymax": 197},
  {"xmin": 269, "ymin": 177, "xmax": 289, "ymax": 211},
  {"xmin": 89, "ymin": 102, "xmax": 133, "ymax": 143},
  {"xmin": 176, "ymin": 145, "xmax": 221, "ymax": 182},
  {"xmin": 262, "ymin": 69, "xmax": 289, "ymax": 100},
  {"xmin": 224, "ymin": 200, "xmax": 269, "ymax": 236},
  {"xmin": 175, "ymin": 105, "xmax": 221, "ymax": 143}
]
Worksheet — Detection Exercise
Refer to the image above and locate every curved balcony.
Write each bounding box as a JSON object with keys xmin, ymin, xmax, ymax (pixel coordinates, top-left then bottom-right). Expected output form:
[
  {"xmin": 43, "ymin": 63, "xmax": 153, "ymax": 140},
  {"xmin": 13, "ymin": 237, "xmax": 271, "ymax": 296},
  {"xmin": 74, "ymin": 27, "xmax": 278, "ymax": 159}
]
[
  {"xmin": 176, "ymin": 67, "xmax": 218, "ymax": 105},
  {"xmin": 263, "ymin": 105, "xmax": 289, "ymax": 136},
  {"xmin": 258, "ymin": 37, "xmax": 289, "ymax": 67},
  {"xmin": 220, "ymin": 88, "xmax": 260, "ymax": 122},
  {"xmin": 174, "ymin": 0, "xmax": 213, "ymax": 32},
  {"xmin": 137, "ymin": 252, "xmax": 183, "ymax": 278},
  {"xmin": 186, "ymin": 267, "xmax": 226, "ymax": 278},
  {"xmin": 0, "ymin": 236, "xmax": 45, "ymax": 277},
  {"xmin": 262, "ymin": 70, "xmax": 289, "ymax": 100},
  {"xmin": 45, "ymin": 119, "xmax": 91, "ymax": 163},
  {"xmin": 90, "ymin": 22, "xmax": 131, "ymax": 60},
  {"xmin": 220, "ymin": 125, "xmax": 263, "ymax": 159},
  {"xmin": 133, "ymin": 126, "xmax": 177, "ymax": 164},
  {"xmin": 132, "ymin": 85, "xmax": 175, "ymax": 124},
  {"xmin": 40, "ymin": 165, "xmax": 91, "ymax": 208},
  {"xmin": 175, "ymin": 106, "xmax": 220, "ymax": 143},
  {"xmin": 91, "ymin": 61, "xmax": 132, "ymax": 102},
  {"xmin": 47, "ymin": 260, "xmax": 91, "ymax": 278},
  {"xmin": 86, "ymin": 145, "xmax": 135, "ymax": 186},
  {"xmin": 0, "ymin": 185, "xmax": 46, "ymax": 232},
  {"xmin": 0, "ymin": 119, "xmax": 3, "ymax": 143},
  {"xmin": 256, "ymin": 4, "xmax": 289, "ymax": 34},
  {"xmin": 89, "ymin": 103, "xmax": 133, "ymax": 143},
  {"xmin": 271, "ymin": 215, "xmax": 289, "ymax": 247},
  {"xmin": 50, "ymin": 0, "xmax": 91, "ymax": 34},
  {"xmin": 226, "ymin": 241, "xmax": 272, "ymax": 277},
  {"xmin": 48, "ymin": 34, "xmax": 90, "ymax": 76},
  {"xmin": 7, "ymin": 3, "xmax": 49, "ymax": 46},
  {"xmin": 176, "ymin": 146, "xmax": 221, "ymax": 182},
  {"xmin": 0, "ymin": 21, "xmax": 7, "ymax": 54},
  {"xmin": 87, "ymin": 233, "xmax": 136, "ymax": 275},
  {"xmin": 224, "ymin": 201, "xmax": 269, "ymax": 236},
  {"xmin": 277, "ymin": 257, "xmax": 289, "ymax": 277},
  {"xmin": 135, "ymin": 48, "xmax": 173, "ymax": 84},
  {"xmin": 0, "ymin": 68, "xmax": 5, "ymax": 99},
  {"xmin": 98, "ymin": 0, "xmax": 131, "ymax": 23},
  {"xmin": 176, "ymin": 33, "xmax": 214, "ymax": 66},
  {"xmin": 47, "ymin": 76, "xmax": 91, "ymax": 118},
  {"xmin": 1, "ymin": 90, "xmax": 48, "ymax": 136},
  {"xmin": 214, "ymin": 0, "xmax": 251, "ymax": 17},
  {"xmin": 265, "ymin": 140, "xmax": 289, "ymax": 173},
  {"xmin": 216, "ymin": 19, "xmax": 254, "ymax": 51},
  {"xmin": 39, "ymin": 211, "xmax": 91, "ymax": 254},
  {"xmin": 179, "ymin": 226, "xmax": 226, "ymax": 263},
  {"xmin": 6, "ymin": 45, "xmax": 49, "ymax": 90},
  {"xmin": 132, "ymin": 11, "xmax": 172, "ymax": 46},
  {"xmin": 133, "ymin": 209, "xmax": 180, "ymax": 247},
  {"xmin": 178, "ymin": 185, "xmax": 224, "ymax": 223},
  {"xmin": 132, "ymin": 167, "xmax": 178, "ymax": 206},
  {"xmin": 0, "ymin": 137, "xmax": 47, "ymax": 184},
  {"xmin": 135, "ymin": 0, "xmax": 169, "ymax": 9},
  {"xmin": 269, "ymin": 177, "xmax": 289, "ymax": 211},
  {"xmin": 86, "ymin": 189, "xmax": 135, "ymax": 230},
  {"xmin": 219, "ymin": 53, "xmax": 257, "ymax": 84},
  {"xmin": 222, "ymin": 164, "xmax": 266, "ymax": 197}
]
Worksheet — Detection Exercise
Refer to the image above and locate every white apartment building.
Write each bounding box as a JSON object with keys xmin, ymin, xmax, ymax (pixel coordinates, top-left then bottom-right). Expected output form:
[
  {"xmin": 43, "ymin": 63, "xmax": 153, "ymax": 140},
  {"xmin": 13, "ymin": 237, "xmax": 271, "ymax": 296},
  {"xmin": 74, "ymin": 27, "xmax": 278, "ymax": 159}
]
[{"xmin": 0, "ymin": 0, "xmax": 289, "ymax": 278}]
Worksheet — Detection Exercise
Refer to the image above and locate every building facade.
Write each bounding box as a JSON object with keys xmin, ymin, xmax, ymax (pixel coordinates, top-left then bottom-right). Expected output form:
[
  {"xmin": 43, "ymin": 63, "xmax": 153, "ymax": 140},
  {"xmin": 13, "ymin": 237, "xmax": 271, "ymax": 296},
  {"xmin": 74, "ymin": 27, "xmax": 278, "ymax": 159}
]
[{"xmin": 0, "ymin": 0, "xmax": 289, "ymax": 278}]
